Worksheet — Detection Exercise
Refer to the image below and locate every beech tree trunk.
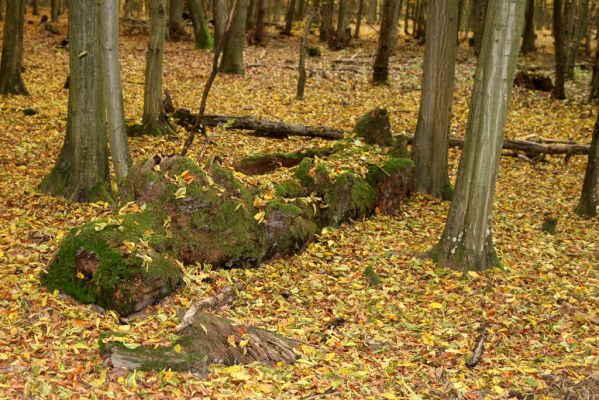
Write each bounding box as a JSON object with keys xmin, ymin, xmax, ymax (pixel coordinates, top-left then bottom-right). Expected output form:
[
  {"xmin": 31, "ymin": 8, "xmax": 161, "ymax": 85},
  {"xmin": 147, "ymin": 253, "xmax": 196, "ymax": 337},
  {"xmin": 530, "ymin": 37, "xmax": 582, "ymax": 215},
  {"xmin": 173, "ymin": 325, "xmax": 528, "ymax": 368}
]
[
  {"xmin": 220, "ymin": 0, "xmax": 248, "ymax": 74},
  {"xmin": 39, "ymin": 0, "xmax": 111, "ymax": 202},
  {"xmin": 189, "ymin": 0, "xmax": 214, "ymax": 49},
  {"xmin": 576, "ymin": 113, "xmax": 599, "ymax": 217},
  {"xmin": 141, "ymin": 0, "xmax": 173, "ymax": 135},
  {"xmin": 283, "ymin": 0, "xmax": 297, "ymax": 34},
  {"xmin": 354, "ymin": 0, "xmax": 364, "ymax": 38},
  {"xmin": 330, "ymin": 0, "xmax": 350, "ymax": 49},
  {"xmin": 31, "ymin": 0, "xmax": 39, "ymax": 15},
  {"xmin": 51, "ymin": 0, "xmax": 61, "ymax": 22},
  {"xmin": 297, "ymin": 3, "xmax": 315, "ymax": 100},
  {"xmin": 254, "ymin": 0, "xmax": 266, "ymax": 44},
  {"xmin": 367, "ymin": 0, "xmax": 377, "ymax": 23},
  {"xmin": 167, "ymin": 0, "xmax": 185, "ymax": 40},
  {"xmin": 431, "ymin": 0, "xmax": 526, "ymax": 271},
  {"xmin": 320, "ymin": 0, "xmax": 334, "ymax": 42},
  {"xmin": 0, "ymin": 0, "xmax": 28, "ymax": 95},
  {"xmin": 213, "ymin": 0, "xmax": 228, "ymax": 48},
  {"xmin": 412, "ymin": 0, "xmax": 458, "ymax": 201},
  {"xmin": 553, "ymin": 0, "xmax": 567, "ymax": 99},
  {"xmin": 472, "ymin": 0, "xmax": 488, "ymax": 55},
  {"xmin": 373, "ymin": 0, "xmax": 398, "ymax": 85},
  {"xmin": 521, "ymin": 0, "xmax": 536, "ymax": 54},
  {"xmin": 100, "ymin": 0, "xmax": 132, "ymax": 183}
]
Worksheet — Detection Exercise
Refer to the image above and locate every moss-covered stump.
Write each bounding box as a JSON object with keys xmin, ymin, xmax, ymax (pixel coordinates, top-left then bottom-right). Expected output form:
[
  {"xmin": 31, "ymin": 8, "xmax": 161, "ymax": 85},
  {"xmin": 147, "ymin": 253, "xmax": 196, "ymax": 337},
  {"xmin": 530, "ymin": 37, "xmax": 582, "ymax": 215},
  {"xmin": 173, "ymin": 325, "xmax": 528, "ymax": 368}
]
[
  {"xmin": 353, "ymin": 108, "xmax": 394, "ymax": 146},
  {"xmin": 101, "ymin": 311, "xmax": 298, "ymax": 373},
  {"xmin": 44, "ymin": 149, "xmax": 412, "ymax": 316},
  {"xmin": 234, "ymin": 146, "xmax": 339, "ymax": 175}
]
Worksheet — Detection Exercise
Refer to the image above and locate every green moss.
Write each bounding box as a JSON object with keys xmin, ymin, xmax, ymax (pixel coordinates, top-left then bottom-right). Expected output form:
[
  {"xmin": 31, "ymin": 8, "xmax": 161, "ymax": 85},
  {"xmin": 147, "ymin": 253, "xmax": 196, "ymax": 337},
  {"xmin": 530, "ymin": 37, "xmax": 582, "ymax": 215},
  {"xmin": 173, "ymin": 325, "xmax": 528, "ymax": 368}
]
[
  {"xmin": 324, "ymin": 171, "xmax": 376, "ymax": 226},
  {"xmin": 273, "ymin": 179, "xmax": 308, "ymax": 198},
  {"xmin": 294, "ymin": 158, "xmax": 330, "ymax": 192}
]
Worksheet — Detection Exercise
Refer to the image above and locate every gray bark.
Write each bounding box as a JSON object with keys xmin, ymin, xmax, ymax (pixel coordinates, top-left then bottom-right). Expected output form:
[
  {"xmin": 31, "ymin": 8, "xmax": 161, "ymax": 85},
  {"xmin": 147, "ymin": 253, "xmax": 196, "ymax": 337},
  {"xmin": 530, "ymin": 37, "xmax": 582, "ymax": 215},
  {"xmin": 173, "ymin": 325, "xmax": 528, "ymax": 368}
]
[
  {"xmin": 431, "ymin": 0, "xmax": 526, "ymax": 271},
  {"xmin": 565, "ymin": 0, "xmax": 589, "ymax": 79},
  {"xmin": 472, "ymin": 0, "xmax": 488, "ymax": 55},
  {"xmin": 354, "ymin": 0, "xmax": 364, "ymax": 38},
  {"xmin": 220, "ymin": 0, "xmax": 248, "ymax": 74},
  {"xmin": 0, "ymin": 0, "xmax": 28, "ymax": 95},
  {"xmin": 332, "ymin": 0, "xmax": 351, "ymax": 48},
  {"xmin": 39, "ymin": 0, "xmax": 110, "ymax": 202},
  {"xmin": 213, "ymin": 0, "xmax": 228, "ymax": 48},
  {"xmin": 373, "ymin": 0, "xmax": 397, "ymax": 85},
  {"xmin": 320, "ymin": 0, "xmax": 333, "ymax": 42},
  {"xmin": 412, "ymin": 0, "xmax": 458, "ymax": 200},
  {"xmin": 189, "ymin": 0, "xmax": 214, "ymax": 49},
  {"xmin": 521, "ymin": 0, "xmax": 536, "ymax": 54},
  {"xmin": 100, "ymin": 0, "xmax": 132, "ymax": 182},
  {"xmin": 576, "ymin": 113, "xmax": 599, "ymax": 217},
  {"xmin": 167, "ymin": 0, "xmax": 185, "ymax": 40},
  {"xmin": 142, "ymin": 0, "xmax": 173, "ymax": 135}
]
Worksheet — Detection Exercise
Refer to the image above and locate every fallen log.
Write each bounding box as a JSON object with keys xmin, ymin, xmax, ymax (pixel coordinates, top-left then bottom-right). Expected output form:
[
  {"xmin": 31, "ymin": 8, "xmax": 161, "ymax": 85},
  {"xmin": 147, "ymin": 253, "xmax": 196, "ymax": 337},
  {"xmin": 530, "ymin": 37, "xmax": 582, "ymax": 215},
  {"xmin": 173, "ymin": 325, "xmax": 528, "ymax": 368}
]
[
  {"xmin": 101, "ymin": 310, "xmax": 299, "ymax": 374},
  {"xmin": 175, "ymin": 284, "xmax": 243, "ymax": 332},
  {"xmin": 173, "ymin": 109, "xmax": 345, "ymax": 140},
  {"xmin": 446, "ymin": 136, "xmax": 590, "ymax": 156}
]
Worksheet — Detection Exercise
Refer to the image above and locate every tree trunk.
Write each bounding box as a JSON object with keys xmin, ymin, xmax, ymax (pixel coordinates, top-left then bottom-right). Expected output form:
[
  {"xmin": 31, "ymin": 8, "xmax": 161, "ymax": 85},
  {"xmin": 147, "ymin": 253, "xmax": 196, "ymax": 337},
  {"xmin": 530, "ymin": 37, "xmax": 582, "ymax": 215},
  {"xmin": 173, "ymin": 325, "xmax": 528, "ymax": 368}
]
[
  {"xmin": 354, "ymin": 0, "xmax": 364, "ymax": 38},
  {"xmin": 100, "ymin": 0, "xmax": 132, "ymax": 183},
  {"xmin": 330, "ymin": 0, "xmax": 351, "ymax": 49},
  {"xmin": 320, "ymin": 0, "xmax": 334, "ymax": 42},
  {"xmin": 367, "ymin": 0, "xmax": 377, "ymax": 23},
  {"xmin": 142, "ymin": 0, "xmax": 173, "ymax": 135},
  {"xmin": 0, "ymin": 0, "xmax": 28, "ymax": 95},
  {"xmin": 565, "ymin": 0, "xmax": 589, "ymax": 79},
  {"xmin": 521, "ymin": 0, "xmax": 536, "ymax": 54},
  {"xmin": 213, "ymin": 0, "xmax": 228, "ymax": 48},
  {"xmin": 553, "ymin": 0, "xmax": 567, "ymax": 99},
  {"xmin": 575, "ymin": 113, "xmax": 599, "ymax": 217},
  {"xmin": 0, "ymin": 0, "xmax": 4, "ymax": 22},
  {"xmin": 430, "ymin": 0, "xmax": 526, "ymax": 271},
  {"xmin": 254, "ymin": 0, "xmax": 266, "ymax": 44},
  {"xmin": 414, "ymin": 0, "xmax": 426, "ymax": 41},
  {"xmin": 51, "ymin": 0, "xmax": 61, "ymax": 22},
  {"xmin": 297, "ymin": 3, "xmax": 315, "ymax": 100},
  {"xmin": 412, "ymin": 0, "xmax": 458, "ymax": 201},
  {"xmin": 31, "ymin": 0, "xmax": 39, "ymax": 15},
  {"xmin": 220, "ymin": 0, "xmax": 248, "ymax": 74},
  {"xmin": 247, "ymin": 0, "xmax": 256, "ymax": 30},
  {"xmin": 373, "ymin": 0, "xmax": 398, "ymax": 85},
  {"xmin": 167, "ymin": 0, "xmax": 186, "ymax": 40},
  {"xmin": 472, "ymin": 0, "xmax": 488, "ymax": 55},
  {"xmin": 39, "ymin": 0, "xmax": 111, "ymax": 202},
  {"xmin": 189, "ymin": 0, "xmax": 214, "ymax": 49},
  {"xmin": 589, "ymin": 10, "xmax": 599, "ymax": 101},
  {"xmin": 283, "ymin": 0, "xmax": 297, "ymax": 34}
]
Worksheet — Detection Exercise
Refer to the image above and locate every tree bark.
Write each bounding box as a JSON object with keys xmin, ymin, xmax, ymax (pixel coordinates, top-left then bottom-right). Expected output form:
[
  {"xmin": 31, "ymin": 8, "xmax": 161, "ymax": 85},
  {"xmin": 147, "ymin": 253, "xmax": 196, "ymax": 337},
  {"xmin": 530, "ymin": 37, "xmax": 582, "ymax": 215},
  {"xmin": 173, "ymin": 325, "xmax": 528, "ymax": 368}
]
[
  {"xmin": 51, "ymin": 0, "xmax": 61, "ymax": 22},
  {"xmin": 297, "ymin": 3, "xmax": 315, "ymax": 100},
  {"xmin": 283, "ymin": 0, "xmax": 297, "ymax": 34},
  {"xmin": 521, "ymin": 0, "xmax": 536, "ymax": 54},
  {"xmin": 39, "ymin": 0, "xmax": 111, "ymax": 202},
  {"xmin": 220, "ymin": 0, "xmax": 248, "ymax": 74},
  {"xmin": 31, "ymin": 0, "xmax": 39, "ymax": 15},
  {"xmin": 367, "ymin": 0, "xmax": 377, "ymax": 24},
  {"xmin": 553, "ymin": 0, "xmax": 567, "ymax": 99},
  {"xmin": 0, "ymin": 0, "xmax": 4, "ymax": 22},
  {"xmin": 373, "ymin": 0, "xmax": 398, "ymax": 85},
  {"xmin": 565, "ymin": 0, "xmax": 589, "ymax": 79},
  {"xmin": 189, "ymin": 0, "xmax": 214, "ymax": 49},
  {"xmin": 431, "ymin": 0, "xmax": 526, "ymax": 271},
  {"xmin": 575, "ymin": 113, "xmax": 599, "ymax": 217},
  {"xmin": 319, "ymin": 0, "xmax": 334, "ymax": 42},
  {"xmin": 0, "ymin": 0, "xmax": 28, "ymax": 95},
  {"xmin": 412, "ymin": 0, "xmax": 458, "ymax": 201},
  {"xmin": 213, "ymin": 0, "xmax": 228, "ymax": 48},
  {"xmin": 354, "ymin": 0, "xmax": 364, "ymax": 38},
  {"xmin": 330, "ymin": 0, "xmax": 351, "ymax": 49},
  {"xmin": 142, "ymin": 0, "xmax": 173, "ymax": 135},
  {"xmin": 472, "ymin": 0, "xmax": 488, "ymax": 55},
  {"xmin": 254, "ymin": 0, "xmax": 266, "ymax": 44},
  {"xmin": 167, "ymin": 0, "xmax": 186, "ymax": 40},
  {"xmin": 100, "ymin": 0, "xmax": 132, "ymax": 183}
]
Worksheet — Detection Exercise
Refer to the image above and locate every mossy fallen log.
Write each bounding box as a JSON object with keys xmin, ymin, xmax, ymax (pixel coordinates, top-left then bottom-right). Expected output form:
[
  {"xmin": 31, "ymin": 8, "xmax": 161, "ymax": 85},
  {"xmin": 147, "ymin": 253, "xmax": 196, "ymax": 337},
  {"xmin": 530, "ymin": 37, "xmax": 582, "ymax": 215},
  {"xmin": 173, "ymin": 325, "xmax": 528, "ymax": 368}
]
[
  {"xmin": 100, "ymin": 310, "xmax": 299, "ymax": 374},
  {"xmin": 42, "ymin": 109, "xmax": 412, "ymax": 316}
]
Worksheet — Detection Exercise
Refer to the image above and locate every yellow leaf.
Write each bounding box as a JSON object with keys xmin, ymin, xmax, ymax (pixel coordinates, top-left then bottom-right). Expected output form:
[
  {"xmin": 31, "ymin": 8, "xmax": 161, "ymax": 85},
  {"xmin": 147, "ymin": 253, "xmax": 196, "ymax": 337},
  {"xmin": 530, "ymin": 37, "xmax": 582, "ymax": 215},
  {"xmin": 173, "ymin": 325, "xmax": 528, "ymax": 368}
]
[
  {"xmin": 227, "ymin": 335, "xmax": 237, "ymax": 348},
  {"xmin": 174, "ymin": 344, "xmax": 182, "ymax": 353},
  {"xmin": 429, "ymin": 302, "xmax": 443, "ymax": 309},
  {"xmin": 76, "ymin": 272, "xmax": 85, "ymax": 279},
  {"xmin": 254, "ymin": 211, "xmax": 265, "ymax": 224},
  {"xmin": 324, "ymin": 352, "xmax": 335, "ymax": 361},
  {"xmin": 174, "ymin": 186, "xmax": 187, "ymax": 199}
]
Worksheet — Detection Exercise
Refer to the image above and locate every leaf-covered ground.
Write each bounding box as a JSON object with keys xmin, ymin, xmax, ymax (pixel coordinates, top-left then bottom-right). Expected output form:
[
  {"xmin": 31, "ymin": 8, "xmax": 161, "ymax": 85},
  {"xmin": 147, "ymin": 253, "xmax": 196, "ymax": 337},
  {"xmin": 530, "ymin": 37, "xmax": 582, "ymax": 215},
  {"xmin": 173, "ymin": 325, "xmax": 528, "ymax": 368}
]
[{"xmin": 0, "ymin": 16, "xmax": 597, "ymax": 399}]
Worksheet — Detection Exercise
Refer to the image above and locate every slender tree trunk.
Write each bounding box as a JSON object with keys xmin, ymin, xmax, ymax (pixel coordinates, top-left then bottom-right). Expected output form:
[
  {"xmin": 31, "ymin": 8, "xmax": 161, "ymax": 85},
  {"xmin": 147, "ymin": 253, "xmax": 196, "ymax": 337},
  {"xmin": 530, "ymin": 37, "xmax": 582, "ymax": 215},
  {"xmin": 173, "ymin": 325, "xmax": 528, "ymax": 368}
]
[
  {"xmin": 354, "ymin": 0, "xmax": 364, "ymax": 38},
  {"xmin": 247, "ymin": 0, "xmax": 256, "ymax": 30},
  {"xmin": 40, "ymin": 0, "xmax": 110, "ymax": 202},
  {"xmin": 431, "ymin": 0, "xmax": 526, "ymax": 271},
  {"xmin": 331, "ymin": 0, "xmax": 350, "ymax": 48},
  {"xmin": 414, "ymin": 0, "xmax": 426, "ymax": 41},
  {"xmin": 575, "ymin": 113, "xmax": 599, "ymax": 217},
  {"xmin": 32, "ymin": 0, "xmax": 39, "ymax": 15},
  {"xmin": 100, "ymin": 0, "xmax": 132, "ymax": 182},
  {"xmin": 220, "ymin": 0, "xmax": 248, "ymax": 74},
  {"xmin": 167, "ymin": 0, "xmax": 185, "ymax": 40},
  {"xmin": 404, "ymin": 0, "xmax": 410, "ymax": 34},
  {"xmin": 472, "ymin": 0, "xmax": 488, "ymax": 55},
  {"xmin": 521, "ymin": 0, "xmax": 536, "ymax": 54},
  {"xmin": 412, "ymin": 0, "xmax": 458, "ymax": 200},
  {"xmin": 554, "ymin": 0, "xmax": 567, "ymax": 99},
  {"xmin": 320, "ymin": 0, "xmax": 333, "ymax": 42},
  {"xmin": 589, "ymin": 11, "xmax": 599, "ymax": 100},
  {"xmin": 254, "ymin": 0, "xmax": 266, "ymax": 44},
  {"xmin": 0, "ymin": 0, "xmax": 4, "ymax": 22},
  {"xmin": 297, "ymin": 3, "xmax": 315, "ymax": 99},
  {"xmin": 0, "ymin": 0, "xmax": 28, "ymax": 95},
  {"xmin": 51, "ymin": 0, "xmax": 61, "ymax": 22},
  {"xmin": 142, "ymin": 0, "xmax": 173, "ymax": 135},
  {"xmin": 367, "ymin": 0, "xmax": 377, "ymax": 23},
  {"xmin": 566, "ymin": 0, "xmax": 589, "ymax": 79},
  {"xmin": 214, "ymin": 0, "xmax": 228, "ymax": 48},
  {"xmin": 373, "ymin": 0, "xmax": 398, "ymax": 85},
  {"xmin": 283, "ymin": 0, "xmax": 297, "ymax": 34},
  {"xmin": 189, "ymin": 0, "xmax": 214, "ymax": 49}
]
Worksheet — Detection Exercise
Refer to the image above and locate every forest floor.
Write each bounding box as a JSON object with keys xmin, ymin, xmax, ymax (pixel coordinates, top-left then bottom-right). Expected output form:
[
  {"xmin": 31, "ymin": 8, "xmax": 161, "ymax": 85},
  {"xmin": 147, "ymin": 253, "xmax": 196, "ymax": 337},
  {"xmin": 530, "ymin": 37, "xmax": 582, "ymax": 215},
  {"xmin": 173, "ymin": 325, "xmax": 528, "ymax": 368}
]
[{"xmin": 0, "ymin": 15, "xmax": 597, "ymax": 400}]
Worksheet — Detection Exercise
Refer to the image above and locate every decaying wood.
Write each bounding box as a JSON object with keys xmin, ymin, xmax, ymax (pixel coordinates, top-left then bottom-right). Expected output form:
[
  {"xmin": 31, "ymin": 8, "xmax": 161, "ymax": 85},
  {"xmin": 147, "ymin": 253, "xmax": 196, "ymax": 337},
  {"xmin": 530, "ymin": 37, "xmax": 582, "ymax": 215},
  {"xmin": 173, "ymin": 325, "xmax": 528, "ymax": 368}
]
[
  {"xmin": 465, "ymin": 323, "xmax": 488, "ymax": 368},
  {"xmin": 175, "ymin": 109, "xmax": 345, "ymax": 140},
  {"xmin": 103, "ymin": 310, "xmax": 299, "ymax": 374},
  {"xmin": 175, "ymin": 284, "xmax": 243, "ymax": 332}
]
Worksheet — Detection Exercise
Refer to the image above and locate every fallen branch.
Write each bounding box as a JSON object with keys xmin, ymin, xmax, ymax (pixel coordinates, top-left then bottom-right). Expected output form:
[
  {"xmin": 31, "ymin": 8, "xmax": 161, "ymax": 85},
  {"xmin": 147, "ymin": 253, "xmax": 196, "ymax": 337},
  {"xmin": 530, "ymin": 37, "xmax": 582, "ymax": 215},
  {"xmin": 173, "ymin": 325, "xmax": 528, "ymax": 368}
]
[
  {"xmin": 175, "ymin": 284, "xmax": 243, "ymax": 332},
  {"xmin": 465, "ymin": 323, "xmax": 488, "ymax": 368},
  {"xmin": 175, "ymin": 109, "xmax": 345, "ymax": 140}
]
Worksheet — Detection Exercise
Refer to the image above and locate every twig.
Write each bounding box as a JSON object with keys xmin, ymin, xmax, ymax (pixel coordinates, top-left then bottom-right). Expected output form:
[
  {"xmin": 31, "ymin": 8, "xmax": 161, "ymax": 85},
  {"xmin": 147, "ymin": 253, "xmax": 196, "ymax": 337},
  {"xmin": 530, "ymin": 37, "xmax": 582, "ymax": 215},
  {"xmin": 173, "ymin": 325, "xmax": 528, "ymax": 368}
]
[
  {"xmin": 180, "ymin": 0, "xmax": 238, "ymax": 157},
  {"xmin": 465, "ymin": 323, "xmax": 489, "ymax": 368},
  {"xmin": 175, "ymin": 283, "xmax": 243, "ymax": 332}
]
